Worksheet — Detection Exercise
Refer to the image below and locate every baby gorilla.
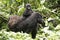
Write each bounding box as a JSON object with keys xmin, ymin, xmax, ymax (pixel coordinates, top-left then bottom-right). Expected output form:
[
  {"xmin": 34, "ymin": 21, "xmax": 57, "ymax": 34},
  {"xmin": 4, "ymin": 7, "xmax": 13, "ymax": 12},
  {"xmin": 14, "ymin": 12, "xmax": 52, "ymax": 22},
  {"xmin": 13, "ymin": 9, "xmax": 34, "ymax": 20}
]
[{"xmin": 23, "ymin": 3, "xmax": 33, "ymax": 17}]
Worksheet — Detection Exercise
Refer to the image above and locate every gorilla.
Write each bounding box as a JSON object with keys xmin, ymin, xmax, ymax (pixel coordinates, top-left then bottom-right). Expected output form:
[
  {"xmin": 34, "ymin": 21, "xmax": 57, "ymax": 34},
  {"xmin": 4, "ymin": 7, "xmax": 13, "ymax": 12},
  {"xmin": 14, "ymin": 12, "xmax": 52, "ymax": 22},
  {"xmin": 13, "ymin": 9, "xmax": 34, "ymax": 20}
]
[
  {"xmin": 8, "ymin": 12, "xmax": 45, "ymax": 39},
  {"xmin": 8, "ymin": 4, "xmax": 45, "ymax": 39},
  {"xmin": 23, "ymin": 3, "xmax": 33, "ymax": 17}
]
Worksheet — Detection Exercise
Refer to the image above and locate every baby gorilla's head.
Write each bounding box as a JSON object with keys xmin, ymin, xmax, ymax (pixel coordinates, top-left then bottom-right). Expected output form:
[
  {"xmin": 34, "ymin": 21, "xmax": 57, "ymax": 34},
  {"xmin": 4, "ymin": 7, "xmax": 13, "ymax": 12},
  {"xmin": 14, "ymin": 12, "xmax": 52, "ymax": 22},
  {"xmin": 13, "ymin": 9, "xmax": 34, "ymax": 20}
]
[{"xmin": 25, "ymin": 3, "xmax": 31, "ymax": 10}]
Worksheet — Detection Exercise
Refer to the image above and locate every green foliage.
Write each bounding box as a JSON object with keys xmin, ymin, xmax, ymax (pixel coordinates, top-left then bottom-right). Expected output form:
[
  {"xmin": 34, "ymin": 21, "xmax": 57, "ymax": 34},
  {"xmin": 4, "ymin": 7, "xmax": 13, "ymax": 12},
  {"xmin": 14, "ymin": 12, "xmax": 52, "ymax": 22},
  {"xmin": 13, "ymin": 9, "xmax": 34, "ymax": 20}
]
[{"xmin": 0, "ymin": 27, "xmax": 60, "ymax": 40}]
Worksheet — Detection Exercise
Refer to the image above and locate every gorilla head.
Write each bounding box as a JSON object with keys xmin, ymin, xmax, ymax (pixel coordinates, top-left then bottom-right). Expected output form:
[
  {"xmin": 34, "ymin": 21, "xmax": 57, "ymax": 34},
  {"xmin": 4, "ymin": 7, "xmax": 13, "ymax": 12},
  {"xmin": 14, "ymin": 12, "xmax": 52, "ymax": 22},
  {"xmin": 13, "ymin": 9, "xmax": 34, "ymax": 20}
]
[
  {"xmin": 23, "ymin": 3, "xmax": 33, "ymax": 17},
  {"xmin": 25, "ymin": 3, "xmax": 31, "ymax": 10}
]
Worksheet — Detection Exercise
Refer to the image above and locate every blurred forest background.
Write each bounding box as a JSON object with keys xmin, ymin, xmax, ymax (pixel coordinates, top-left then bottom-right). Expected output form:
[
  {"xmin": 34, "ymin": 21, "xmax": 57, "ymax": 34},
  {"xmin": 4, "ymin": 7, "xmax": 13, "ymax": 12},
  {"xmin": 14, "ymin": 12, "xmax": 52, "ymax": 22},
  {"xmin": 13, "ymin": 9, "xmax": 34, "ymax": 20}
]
[{"xmin": 0, "ymin": 0, "xmax": 60, "ymax": 40}]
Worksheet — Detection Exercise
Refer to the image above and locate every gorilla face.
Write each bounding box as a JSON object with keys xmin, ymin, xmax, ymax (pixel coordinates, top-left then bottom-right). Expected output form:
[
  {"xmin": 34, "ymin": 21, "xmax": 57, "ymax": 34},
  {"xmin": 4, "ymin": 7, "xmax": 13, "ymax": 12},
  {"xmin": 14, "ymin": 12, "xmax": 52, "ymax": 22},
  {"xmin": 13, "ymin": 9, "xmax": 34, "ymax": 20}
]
[{"xmin": 25, "ymin": 3, "xmax": 31, "ymax": 10}]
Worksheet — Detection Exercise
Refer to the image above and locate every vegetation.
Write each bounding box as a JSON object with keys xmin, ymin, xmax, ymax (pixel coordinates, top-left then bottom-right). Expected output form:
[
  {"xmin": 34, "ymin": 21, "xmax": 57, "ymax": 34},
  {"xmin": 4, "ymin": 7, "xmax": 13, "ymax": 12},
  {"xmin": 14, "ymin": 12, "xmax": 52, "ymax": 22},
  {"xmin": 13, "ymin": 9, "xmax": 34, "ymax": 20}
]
[{"xmin": 0, "ymin": 0, "xmax": 60, "ymax": 40}]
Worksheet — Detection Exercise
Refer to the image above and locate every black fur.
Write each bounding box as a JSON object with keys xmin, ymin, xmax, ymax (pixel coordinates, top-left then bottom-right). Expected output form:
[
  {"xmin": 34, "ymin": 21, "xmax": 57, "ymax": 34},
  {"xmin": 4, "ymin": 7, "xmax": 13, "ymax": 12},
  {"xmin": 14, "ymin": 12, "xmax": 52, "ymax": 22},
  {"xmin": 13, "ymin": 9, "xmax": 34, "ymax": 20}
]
[{"xmin": 23, "ymin": 3, "xmax": 33, "ymax": 17}]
